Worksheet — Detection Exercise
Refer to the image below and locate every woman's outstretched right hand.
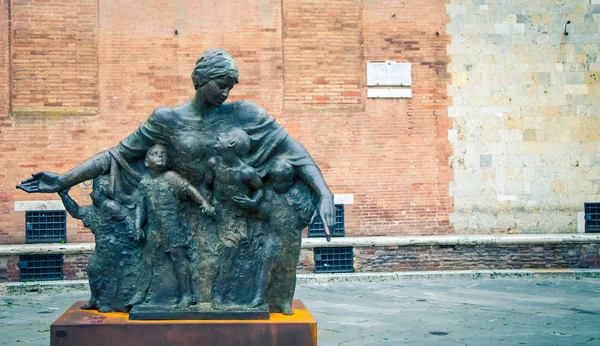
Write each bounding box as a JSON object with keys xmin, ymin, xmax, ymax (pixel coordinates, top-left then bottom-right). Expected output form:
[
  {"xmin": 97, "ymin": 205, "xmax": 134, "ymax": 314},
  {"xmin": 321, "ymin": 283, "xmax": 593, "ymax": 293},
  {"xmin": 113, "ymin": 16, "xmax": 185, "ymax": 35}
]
[{"xmin": 16, "ymin": 171, "xmax": 63, "ymax": 193}]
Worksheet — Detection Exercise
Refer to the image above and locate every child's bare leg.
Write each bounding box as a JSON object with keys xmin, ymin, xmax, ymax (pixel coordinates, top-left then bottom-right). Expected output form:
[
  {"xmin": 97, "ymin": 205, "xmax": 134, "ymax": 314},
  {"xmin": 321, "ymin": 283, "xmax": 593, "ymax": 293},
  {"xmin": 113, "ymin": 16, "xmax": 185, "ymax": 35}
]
[
  {"xmin": 280, "ymin": 271, "xmax": 296, "ymax": 315},
  {"xmin": 249, "ymin": 236, "xmax": 278, "ymax": 308},
  {"xmin": 280, "ymin": 240, "xmax": 302, "ymax": 315},
  {"xmin": 125, "ymin": 239, "xmax": 157, "ymax": 308},
  {"xmin": 212, "ymin": 245, "xmax": 236, "ymax": 308},
  {"xmin": 125, "ymin": 267, "xmax": 151, "ymax": 307},
  {"xmin": 171, "ymin": 248, "xmax": 193, "ymax": 309},
  {"xmin": 82, "ymin": 264, "xmax": 99, "ymax": 310}
]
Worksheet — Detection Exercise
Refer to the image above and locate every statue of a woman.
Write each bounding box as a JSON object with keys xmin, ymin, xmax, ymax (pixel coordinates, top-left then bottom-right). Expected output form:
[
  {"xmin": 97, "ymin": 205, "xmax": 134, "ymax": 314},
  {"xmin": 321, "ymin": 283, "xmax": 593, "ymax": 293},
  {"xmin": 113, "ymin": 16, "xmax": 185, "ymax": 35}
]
[{"xmin": 17, "ymin": 48, "xmax": 334, "ymax": 310}]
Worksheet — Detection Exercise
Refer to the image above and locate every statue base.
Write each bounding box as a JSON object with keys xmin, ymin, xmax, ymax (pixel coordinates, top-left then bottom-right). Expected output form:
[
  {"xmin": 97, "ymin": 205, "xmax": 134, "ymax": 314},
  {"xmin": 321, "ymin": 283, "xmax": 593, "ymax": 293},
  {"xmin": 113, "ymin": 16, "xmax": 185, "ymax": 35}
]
[
  {"xmin": 50, "ymin": 300, "xmax": 317, "ymax": 346},
  {"xmin": 129, "ymin": 302, "xmax": 269, "ymax": 320}
]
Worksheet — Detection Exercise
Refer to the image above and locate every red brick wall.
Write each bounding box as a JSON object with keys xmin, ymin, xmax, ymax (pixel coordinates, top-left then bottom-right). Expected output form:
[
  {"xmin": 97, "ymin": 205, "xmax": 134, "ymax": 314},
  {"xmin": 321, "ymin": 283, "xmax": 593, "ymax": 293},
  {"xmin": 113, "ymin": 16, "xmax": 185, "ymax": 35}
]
[
  {"xmin": 1, "ymin": 0, "xmax": 453, "ymax": 245},
  {"xmin": 0, "ymin": 0, "xmax": 12, "ymax": 244},
  {"xmin": 286, "ymin": 0, "xmax": 453, "ymax": 236},
  {"xmin": 1, "ymin": 254, "xmax": 90, "ymax": 282},
  {"xmin": 10, "ymin": 0, "xmax": 98, "ymax": 113},
  {"xmin": 297, "ymin": 243, "xmax": 600, "ymax": 273},
  {"xmin": 282, "ymin": 0, "xmax": 362, "ymax": 109},
  {"xmin": 0, "ymin": 0, "xmax": 8, "ymax": 117},
  {"xmin": 4, "ymin": 244, "xmax": 599, "ymax": 282},
  {"xmin": 0, "ymin": 256, "xmax": 19, "ymax": 282},
  {"xmin": 62, "ymin": 253, "xmax": 90, "ymax": 280}
]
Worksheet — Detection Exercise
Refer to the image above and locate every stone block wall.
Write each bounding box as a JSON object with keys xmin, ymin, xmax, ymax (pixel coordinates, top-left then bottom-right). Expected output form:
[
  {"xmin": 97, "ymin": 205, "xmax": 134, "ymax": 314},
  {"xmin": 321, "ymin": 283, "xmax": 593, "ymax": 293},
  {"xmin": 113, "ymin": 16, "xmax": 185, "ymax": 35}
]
[{"xmin": 447, "ymin": 0, "xmax": 600, "ymax": 233}]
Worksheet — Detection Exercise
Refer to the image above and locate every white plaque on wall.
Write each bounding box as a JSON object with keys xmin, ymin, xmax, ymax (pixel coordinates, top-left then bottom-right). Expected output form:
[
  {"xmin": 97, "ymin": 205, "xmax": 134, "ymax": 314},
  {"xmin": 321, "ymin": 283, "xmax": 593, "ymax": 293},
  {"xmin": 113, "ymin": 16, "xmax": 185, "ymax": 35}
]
[{"xmin": 366, "ymin": 61, "xmax": 411, "ymax": 86}]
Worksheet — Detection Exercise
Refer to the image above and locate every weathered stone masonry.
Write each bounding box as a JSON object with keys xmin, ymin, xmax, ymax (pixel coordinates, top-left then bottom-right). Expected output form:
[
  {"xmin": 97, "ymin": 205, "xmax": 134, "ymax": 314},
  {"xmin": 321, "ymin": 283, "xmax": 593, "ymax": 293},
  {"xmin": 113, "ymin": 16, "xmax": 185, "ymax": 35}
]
[{"xmin": 448, "ymin": 0, "xmax": 600, "ymax": 233}]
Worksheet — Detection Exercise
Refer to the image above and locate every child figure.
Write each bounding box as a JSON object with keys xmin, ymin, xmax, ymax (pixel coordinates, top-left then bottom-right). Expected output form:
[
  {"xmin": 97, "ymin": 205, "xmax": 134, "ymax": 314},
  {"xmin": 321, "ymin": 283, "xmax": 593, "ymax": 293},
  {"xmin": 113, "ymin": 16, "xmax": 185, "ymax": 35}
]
[
  {"xmin": 261, "ymin": 158, "xmax": 318, "ymax": 315},
  {"xmin": 58, "ymin": 175, "xmax": 140, "ymax": 313},
  {"xmin": 128, "ymin": 144, "xmax": 214, "ymax": 309},
  {"xmin": 204, "ymin": 127, "xmax": 264, "ymax": 307}
]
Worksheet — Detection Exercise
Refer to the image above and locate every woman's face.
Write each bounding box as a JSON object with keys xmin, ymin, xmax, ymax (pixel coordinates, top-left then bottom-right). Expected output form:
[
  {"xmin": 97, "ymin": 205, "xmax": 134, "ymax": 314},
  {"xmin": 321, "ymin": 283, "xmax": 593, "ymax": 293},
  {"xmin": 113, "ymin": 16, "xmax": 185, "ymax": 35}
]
[{"xmin": 202, "ymin": 76, "xmax": 236, "ymax": 108}]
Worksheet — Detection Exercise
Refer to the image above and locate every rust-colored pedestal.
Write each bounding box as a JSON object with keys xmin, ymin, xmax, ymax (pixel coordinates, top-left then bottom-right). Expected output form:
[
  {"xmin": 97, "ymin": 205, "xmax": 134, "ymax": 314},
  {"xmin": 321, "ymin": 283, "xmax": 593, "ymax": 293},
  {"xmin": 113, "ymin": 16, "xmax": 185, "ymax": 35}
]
[{"xmin": 51, "ymin": 300, "xmax": 316, "ymax": 346}]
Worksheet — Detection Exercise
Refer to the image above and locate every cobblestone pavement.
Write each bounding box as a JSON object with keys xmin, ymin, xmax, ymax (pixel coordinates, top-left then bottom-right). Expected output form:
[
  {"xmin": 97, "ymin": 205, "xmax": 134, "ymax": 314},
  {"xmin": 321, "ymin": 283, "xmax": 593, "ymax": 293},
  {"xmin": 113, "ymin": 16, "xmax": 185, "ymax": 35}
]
[{"xmin": 1, "ymin": 279, "xmax": 599, "ymax": 345}]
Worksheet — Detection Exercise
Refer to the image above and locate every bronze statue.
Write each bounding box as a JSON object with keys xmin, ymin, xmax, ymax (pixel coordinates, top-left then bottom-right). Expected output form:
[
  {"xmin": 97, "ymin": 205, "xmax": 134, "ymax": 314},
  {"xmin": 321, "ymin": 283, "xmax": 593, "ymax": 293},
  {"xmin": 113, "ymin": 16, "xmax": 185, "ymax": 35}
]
[{"xmin": 17, "ymin": 48, "xmax": 334, "ymax": 317}]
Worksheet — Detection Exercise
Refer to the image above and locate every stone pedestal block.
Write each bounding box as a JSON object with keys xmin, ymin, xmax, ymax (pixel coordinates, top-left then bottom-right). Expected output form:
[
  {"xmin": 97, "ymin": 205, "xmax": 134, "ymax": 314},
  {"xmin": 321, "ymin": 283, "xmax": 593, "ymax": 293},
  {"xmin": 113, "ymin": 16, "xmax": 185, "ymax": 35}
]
[{"xmin": 51, "ymin": 300, "xmax": 316, "ymax": 346}]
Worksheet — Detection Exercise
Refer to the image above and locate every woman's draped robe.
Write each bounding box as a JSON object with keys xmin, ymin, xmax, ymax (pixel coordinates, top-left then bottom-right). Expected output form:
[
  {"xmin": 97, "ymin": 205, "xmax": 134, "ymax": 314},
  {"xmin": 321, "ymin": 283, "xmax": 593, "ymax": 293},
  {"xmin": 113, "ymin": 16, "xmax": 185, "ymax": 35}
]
[{"xmin": 94, "ymin": 101, "xmax": 318, "ymax": 304}]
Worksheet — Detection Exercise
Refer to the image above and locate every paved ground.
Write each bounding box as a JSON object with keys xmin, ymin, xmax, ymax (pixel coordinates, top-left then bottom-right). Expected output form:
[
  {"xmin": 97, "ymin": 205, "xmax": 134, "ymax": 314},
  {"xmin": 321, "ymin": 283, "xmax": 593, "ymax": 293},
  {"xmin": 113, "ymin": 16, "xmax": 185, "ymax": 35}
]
[{"xmin": 1, "ymin": 278, "xmax": 599, "ymax": 345}]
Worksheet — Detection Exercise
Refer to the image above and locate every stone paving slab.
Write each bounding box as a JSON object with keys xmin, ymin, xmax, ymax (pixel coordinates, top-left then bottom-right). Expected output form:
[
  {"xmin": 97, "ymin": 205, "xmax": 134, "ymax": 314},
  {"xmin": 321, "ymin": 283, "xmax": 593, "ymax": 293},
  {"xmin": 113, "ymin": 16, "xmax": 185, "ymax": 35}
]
[{"xmin": 1, "ymin": 278, "xmax": 600, "ymax": 345}]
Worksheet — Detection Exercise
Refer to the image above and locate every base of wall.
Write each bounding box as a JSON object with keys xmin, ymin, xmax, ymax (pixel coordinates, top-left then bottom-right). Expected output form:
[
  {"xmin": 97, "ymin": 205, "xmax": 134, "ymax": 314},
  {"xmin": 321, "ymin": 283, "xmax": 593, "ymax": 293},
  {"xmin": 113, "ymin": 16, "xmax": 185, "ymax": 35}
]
[
  {"xmin": 3, "ymin": 269, "xmax": 600, "ymax": 295},
  {"xmin": 2, "ymin": 235, "xmax": 599, "ymax": 283},
  {"xmin": 297, "ymin": 239, "xmax": 600, "ymax": 273}
]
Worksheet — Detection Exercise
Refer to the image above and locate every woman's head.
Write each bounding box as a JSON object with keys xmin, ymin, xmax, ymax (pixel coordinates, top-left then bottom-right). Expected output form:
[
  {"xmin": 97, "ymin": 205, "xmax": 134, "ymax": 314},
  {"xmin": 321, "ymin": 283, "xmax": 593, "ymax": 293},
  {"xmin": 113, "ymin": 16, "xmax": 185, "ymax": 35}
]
[{"xmin": 191, "ymin": 48, "xmax": 239, "ymax": 91}]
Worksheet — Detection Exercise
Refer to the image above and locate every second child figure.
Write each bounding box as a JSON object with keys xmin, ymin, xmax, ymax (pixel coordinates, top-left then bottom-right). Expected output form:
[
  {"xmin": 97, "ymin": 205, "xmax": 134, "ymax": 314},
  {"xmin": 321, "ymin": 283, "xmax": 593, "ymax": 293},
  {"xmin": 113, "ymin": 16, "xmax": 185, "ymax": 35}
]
[
  {"xmin": 204, "ymin": 127, "xmax": 265, "ymax": 307},
  {"xmin": 129, "ymin": 144, "xmax": 214, "ymax": 309}
]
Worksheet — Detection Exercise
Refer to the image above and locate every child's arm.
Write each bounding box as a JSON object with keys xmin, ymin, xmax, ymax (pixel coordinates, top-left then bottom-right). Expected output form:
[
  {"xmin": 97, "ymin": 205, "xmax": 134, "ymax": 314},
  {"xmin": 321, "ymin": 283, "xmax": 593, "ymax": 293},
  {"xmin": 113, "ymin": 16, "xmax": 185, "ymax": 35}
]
[
  {"xmin": 58, "ymin": 188, "xmax": 82, "ymax": 219},
  {"xmin": 232, "ymin": 167, "xmax": 264, "ymax": 211},
  {"xmin": 202, "ymin": 157, "xmax": 217, "ymax": 191},
  {"xmin": 185, "ymin": 184, "xmax": 215, "ymax": 216},
  {"xmin": 58, "ymin": 188, "xmax": 97, "ymax": 233},
  {"xmin": 165, "ymin": 171, "xmax": 215, "ymax": 216}
]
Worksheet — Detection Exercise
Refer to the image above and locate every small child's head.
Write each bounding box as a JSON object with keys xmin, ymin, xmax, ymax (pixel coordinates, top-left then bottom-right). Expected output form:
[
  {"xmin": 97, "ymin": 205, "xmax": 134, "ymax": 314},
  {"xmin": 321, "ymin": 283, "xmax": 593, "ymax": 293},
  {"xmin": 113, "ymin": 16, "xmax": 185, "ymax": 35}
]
[
  {"xmin": 215, "ymin": 127, "xmax": 251, "ymax": 156},
  {"xmin": 90, "ymin": 174, "xmax": 111, "ymax": 207},
  {"xmin": 269, "ymin": 158, "xmax": 295, "ymax": 193},
  {"xmin": 145, "ymin": 144, "xmax": 169, "ymax": 172}
]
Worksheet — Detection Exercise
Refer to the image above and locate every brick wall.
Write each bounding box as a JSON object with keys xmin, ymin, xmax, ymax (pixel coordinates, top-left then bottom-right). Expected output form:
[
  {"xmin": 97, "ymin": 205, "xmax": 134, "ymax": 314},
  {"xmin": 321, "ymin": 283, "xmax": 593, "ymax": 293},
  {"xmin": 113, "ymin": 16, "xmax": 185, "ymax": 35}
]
[
  {"xmin": 282, "ymin": 0, "xmax": 362, "ymax": 109},
  {"xmin": 281, "ymin": 0, "xmax": 453, "ymax": 236},
  {"xmin": 1, "ymin": 0, "xmax": 453, "ymax": 245},
  {"xmin": 0, "ymin": 0, "xmax": 8, "ymax": 117},
  {"xmin": 10, "ymin": 0, "xmax": 98, "ymax": 113},
  {"xmin": 0, "ymin": 256, "xmax": 19, "ymax": 282},
  {"xmin": 62, "ymin": 253, "xmax": 91, "ymax": 280},
  {"xmin": 2, "ymin": 244, "xmax": 599, "ymax": 282},
  {"xmin": 298, "ymin": 243, "xmax": 600, "ymax": 274},
  {"xmin": 0, "ymin": 0, "xmax": 12, "ymax": 244},
  {"xmin": 1, "ymin": 254, "xmax": 90, "ymax": 282}
]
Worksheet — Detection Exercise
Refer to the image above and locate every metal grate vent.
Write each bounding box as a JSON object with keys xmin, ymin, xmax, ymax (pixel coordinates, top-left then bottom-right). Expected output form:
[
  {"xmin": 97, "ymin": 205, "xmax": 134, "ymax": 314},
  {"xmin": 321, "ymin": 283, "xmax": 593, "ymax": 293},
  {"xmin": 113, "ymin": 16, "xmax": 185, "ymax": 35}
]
[
  {"xmin": 584, "ymin": 203, "xmax": 600, "ymax": 233},
  {"xmin": 25, "ymin": 210, "xmax": 67, "ymax": 243},
  {"xmin": 19, "ymin": 254, "xmax": 64, "ymax": 281},
  {"xmin": 308, "ymin": 204, "xmax": 345, "ymax": 237},
  {"xmin": 314, "ymin": 247, "xmax": 354, "ymax": 273}
]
